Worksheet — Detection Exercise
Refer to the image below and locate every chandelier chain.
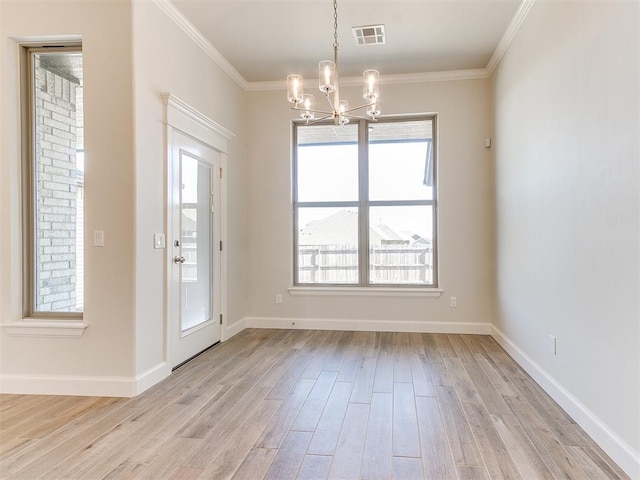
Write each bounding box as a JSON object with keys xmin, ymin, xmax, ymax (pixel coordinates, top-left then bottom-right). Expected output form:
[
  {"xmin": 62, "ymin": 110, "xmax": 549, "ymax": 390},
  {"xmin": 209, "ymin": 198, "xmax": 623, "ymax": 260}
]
[{"xmin": 333, "ymin": 0, "xmax": 339, "ymax": 49}]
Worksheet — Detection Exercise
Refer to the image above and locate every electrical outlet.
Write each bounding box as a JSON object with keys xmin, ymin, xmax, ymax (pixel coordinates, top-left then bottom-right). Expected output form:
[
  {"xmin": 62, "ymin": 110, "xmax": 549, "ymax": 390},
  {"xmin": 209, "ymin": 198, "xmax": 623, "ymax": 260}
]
[
  {"xmin": 275, "ymin": 294, "xmax": 283, "ymax": 304},
  {"xmin": 549, "ymin": 335, "xmax": 557, "ymax": 355},
  {"xmin": 449, "ymin": 296, "xmax": 457, "ymax": 308}
]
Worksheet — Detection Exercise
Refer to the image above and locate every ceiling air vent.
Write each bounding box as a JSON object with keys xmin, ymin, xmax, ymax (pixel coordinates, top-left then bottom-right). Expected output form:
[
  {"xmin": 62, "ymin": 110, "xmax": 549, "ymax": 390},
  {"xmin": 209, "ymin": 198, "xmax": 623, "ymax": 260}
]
[{"xmin": 352, "ymin": 25, "xmax": 386, "ymax": 46}]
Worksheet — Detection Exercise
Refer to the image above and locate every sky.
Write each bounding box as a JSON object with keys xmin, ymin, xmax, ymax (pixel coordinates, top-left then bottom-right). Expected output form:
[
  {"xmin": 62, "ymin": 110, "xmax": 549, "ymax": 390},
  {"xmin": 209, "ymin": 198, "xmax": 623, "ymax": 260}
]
[{"xmin": 297, "ymin": 141, "xmax": 434, "ymax": 239}]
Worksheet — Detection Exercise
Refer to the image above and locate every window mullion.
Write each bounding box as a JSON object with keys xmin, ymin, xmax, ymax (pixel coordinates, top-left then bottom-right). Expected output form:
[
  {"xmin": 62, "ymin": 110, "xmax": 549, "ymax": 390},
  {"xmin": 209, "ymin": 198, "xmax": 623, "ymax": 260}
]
[
  {"xmin": 358, "ymin": 120, "xmax": 369, "ymax": 286},
  {"xmin": 368, "ymin": 200, "xmax": 435, "ymax": 207}
]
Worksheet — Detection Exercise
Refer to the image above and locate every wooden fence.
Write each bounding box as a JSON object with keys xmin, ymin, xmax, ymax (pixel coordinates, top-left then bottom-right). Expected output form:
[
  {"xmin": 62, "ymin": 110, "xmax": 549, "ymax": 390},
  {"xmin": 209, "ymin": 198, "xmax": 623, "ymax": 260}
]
[{"xmin": 298, "ymin": 244, "xmax": 433, "ymax": 284}]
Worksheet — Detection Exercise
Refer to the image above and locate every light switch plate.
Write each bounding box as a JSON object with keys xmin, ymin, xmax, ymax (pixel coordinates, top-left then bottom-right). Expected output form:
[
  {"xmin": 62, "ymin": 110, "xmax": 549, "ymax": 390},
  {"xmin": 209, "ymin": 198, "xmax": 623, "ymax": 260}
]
[
  {"xmin": 94, "ymin": 230, "xmax": 104, "ymax": 247},
  {"xmin": 154, "ymin": 233, "xmax": 166, "ymax": 249}
]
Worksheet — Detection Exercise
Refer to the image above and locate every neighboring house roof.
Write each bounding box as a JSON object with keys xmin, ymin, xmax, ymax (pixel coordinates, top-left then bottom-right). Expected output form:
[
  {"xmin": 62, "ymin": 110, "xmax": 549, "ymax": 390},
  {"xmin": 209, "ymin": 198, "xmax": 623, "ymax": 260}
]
[
  {"xmin": 371, "ymin": 224, "xmax": 402, "ymax": 242},
  {"xmin": 299, "ymin": 209, "xmax": 360, "ymax": 245},
  {"xmin": 299, "ymin": 209, "xmax": 431, "ymax": 246},
  {"xmin": 408, "ymin": 233, "xmax": 430, "ymax": 245}
]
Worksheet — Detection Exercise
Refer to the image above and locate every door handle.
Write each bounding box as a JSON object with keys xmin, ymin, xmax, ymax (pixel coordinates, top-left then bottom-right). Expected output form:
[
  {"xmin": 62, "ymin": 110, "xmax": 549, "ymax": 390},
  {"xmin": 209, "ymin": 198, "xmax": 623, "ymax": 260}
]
[{"xmin": 173, "ymin": 256, "xmax": 185, "ymax": 264}]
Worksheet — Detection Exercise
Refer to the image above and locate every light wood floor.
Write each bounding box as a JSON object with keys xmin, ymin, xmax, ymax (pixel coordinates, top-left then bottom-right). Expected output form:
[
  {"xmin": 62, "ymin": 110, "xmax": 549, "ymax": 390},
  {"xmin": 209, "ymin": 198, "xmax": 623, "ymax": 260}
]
[{"xmin": 0, "ymin": 329, "xmax": 629, "ymax": 480}]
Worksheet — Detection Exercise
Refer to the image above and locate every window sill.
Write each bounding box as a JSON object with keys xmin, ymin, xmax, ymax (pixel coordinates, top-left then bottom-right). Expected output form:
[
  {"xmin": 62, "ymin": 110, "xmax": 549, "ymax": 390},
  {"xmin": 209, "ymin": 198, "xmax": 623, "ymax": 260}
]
[
  {"xmin": 1, "ymin": 320, "xmax": 88, "ymax": 337},
  {"xmin": 288, "ymin": 286, "xmax": 442, "ymax": 298}
]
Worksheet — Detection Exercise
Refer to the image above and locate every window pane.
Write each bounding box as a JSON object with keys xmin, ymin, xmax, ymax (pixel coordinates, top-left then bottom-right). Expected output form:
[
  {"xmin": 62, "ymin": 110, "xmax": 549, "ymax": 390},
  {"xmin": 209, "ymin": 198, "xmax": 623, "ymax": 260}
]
[
  {"xmin": 369, "ymin": 120, "xmax": 434, "ymax": 201},
  {"xmin": 181, "ymin": 154, "xmax": 212, "ymax": 332},
  {"xmin": 32, "ymin": 50, "xmax": 84, "ymax": 313},
  {"xmin": 296, "ymin": 123, "xmax": 358, "ymax": 202},
  {"xmin": 297, "ymin": 207, "xmax": 359, "ymax": 284},
  {"xmin": 369, "ymin": 205, "xmax": 434, "ymax": 285}
]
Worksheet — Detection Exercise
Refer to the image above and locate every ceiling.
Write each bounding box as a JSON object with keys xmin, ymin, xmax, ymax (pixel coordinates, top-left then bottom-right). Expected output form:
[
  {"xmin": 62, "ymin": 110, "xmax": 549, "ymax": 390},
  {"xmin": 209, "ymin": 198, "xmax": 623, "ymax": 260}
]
[{"xmin": 169, "ymin": 0, "xmax": 523, "ymax": 84}]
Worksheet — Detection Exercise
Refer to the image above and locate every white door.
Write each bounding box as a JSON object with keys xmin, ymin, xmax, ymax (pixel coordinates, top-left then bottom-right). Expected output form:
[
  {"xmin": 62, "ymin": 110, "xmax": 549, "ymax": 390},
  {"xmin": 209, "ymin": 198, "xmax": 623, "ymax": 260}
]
[{"xmin": 169, "ymin": 131, "xmax": 221, "ymax": 368}]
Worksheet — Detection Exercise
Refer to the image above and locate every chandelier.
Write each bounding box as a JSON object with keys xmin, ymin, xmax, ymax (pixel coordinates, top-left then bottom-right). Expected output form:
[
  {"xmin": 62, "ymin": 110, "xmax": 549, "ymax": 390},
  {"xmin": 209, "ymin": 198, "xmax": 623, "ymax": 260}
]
[{"xmin": 286, "ymin": 0, "xmax": 381, "ymax": 125}]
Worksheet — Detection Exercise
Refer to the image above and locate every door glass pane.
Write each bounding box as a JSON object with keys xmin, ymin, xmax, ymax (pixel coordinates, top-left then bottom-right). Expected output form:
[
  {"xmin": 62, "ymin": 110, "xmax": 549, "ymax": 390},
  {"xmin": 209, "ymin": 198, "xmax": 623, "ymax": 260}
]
[
  {"xmin": 296, "ymin": 123, "xmax": 358, "ymax": 202},
  {"xmin": 369, "ymin": 120, "xmax": 434, "ymax": 201},
  {"xmin": 181, "ymin": 154, "xmax": 212, "ymax": 332},
  {"xmin": 369, "ymin": 205, "xmax": 434, "ymax": 285},
  {"xmin": 297, "ymin": 207, "xmax": 359, "ymax": 284},
  {"xmin": 32, "ymin": 50, "xmax": 84, "ymax": 313}
]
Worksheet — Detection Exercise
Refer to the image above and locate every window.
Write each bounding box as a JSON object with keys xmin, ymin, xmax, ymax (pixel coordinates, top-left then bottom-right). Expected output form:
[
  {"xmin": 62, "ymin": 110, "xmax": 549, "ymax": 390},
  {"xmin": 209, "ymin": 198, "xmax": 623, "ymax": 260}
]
[
  {"xmin": 293, "ymin": 117, "xmax": 437, "ymax": 287},
  {"xmin": 22, "ymin": 45, "xmax": 84, "ymax": 316}
]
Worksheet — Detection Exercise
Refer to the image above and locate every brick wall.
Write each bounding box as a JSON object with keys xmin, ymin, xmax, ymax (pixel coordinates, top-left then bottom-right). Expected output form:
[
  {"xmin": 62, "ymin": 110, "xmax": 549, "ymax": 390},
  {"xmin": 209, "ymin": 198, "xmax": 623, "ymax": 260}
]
[{"xmin": 34, "ymin": 58, "xmax": 83, "ymax": 312}]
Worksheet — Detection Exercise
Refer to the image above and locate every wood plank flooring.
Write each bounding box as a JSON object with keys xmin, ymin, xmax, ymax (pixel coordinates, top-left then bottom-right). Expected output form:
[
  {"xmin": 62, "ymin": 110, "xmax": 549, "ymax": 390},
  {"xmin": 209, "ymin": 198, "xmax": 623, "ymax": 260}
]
[{"xmin": 0, "ymin": 329, "xmax": 629, "ymax": 480}]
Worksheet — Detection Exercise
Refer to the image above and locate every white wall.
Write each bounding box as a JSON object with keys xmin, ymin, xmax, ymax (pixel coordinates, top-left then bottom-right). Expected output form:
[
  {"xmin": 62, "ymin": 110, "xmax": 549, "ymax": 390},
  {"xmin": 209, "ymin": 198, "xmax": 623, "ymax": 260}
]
[
  {"xmin": 246, "ymin": 79, "xmax": 495, "ymax": 330},
  {"xmin": 132, "ymin": 0, "xmax": 248, "ymax": 376},
  {"xmin": 493, "ymin": 1, "xmax": 639, "ymax": 475},
  {"xmin": 0, "ymin": 1, "xmax": 136, "ymax": 389}
]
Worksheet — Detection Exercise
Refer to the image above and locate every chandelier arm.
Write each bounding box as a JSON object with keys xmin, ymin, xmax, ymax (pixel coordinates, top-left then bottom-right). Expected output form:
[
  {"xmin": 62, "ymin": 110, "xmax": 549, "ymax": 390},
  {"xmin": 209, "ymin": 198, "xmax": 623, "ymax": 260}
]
[
  {"xmin": 342, "ymin": 101, "xmax": 377, "ymax": 114},
  {"xmin": 306, "ymin": 114, "xmax": 335, "ymax": 125},
  {"xmin": 290, "ymin": 105, "xmax": 333, "ymax": 115},
  {"xmin": 343, "ymin": 113, "xmax": 375, "ymax": 121},
  {"xmin": 323, "ymin": 91, "xmax": 335, "ymax": 110}
]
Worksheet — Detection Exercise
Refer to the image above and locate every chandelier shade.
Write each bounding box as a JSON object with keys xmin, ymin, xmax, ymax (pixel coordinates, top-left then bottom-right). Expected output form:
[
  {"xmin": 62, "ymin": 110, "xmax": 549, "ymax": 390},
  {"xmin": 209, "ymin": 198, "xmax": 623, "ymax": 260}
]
[
  {"xmin": 363, "ymin": 69, "xmax": 380, "ymax": 100},
  {"xmin": 319, "ymin": 61, "xmax": 337, "ymax": 93},
  {"xmin": 286, "ymin": 74, "xmax": 304, "ymax": 104}
]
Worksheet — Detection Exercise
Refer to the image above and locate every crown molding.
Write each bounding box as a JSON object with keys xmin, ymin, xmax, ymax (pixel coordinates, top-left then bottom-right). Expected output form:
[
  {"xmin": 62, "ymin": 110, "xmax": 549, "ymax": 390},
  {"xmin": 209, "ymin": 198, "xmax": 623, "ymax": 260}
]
[
  {"xmin": 246, "ymin": 68, "xmax": 490, "ymax": 92},
  {"xmin": 380, "ymin": 69, "xmax": 490, "ymax": 84},
  {"xmin": 486, "ymin": 0, "xmax": 536, "ymax": 75},
  {"xmin": 151, "ymin": 0, "xmax": 248, "ymax": 90}
]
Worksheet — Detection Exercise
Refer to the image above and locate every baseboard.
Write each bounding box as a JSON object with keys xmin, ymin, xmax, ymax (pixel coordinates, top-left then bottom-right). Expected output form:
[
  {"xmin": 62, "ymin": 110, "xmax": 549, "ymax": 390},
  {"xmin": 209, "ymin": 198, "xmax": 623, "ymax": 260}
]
[
  {"xmin": 0, "ymin": 373, "xmax": 136, "ymax": 397},
  {"xmin": 244, "ymin": 316, "xmax": 492, "ymax": 334},
  {"xmin": 0, "ymin": 361, "xmax": 171, "ymax": 398},
  {"xmin": 223, "ymin": 317, "xmax": 246, "ymax": 341},
  {"xmin": 134, "ymin": 362, "xmax": 171, "ymax": 396},
  {"xmin": 491, "ymin": 325, "xmax": 640, "ymax": 479}
]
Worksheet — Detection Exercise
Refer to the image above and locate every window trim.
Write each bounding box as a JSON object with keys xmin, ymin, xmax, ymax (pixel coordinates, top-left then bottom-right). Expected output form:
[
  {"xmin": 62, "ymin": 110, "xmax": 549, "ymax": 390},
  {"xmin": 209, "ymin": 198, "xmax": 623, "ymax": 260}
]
[
  {"xmin": 288, "ymin": 286, "xmax": 443, "ymax": 298},
  {"xmin": 21, "ymin": 43, "xmax": 84, "ymax": 319},
  {"xmin": 292, "ymin": 114, "xmax": 438, "ymax": 288},
  {"xmin": 2, "ymin": 320, "xmax": 88, "ymax": 337}
]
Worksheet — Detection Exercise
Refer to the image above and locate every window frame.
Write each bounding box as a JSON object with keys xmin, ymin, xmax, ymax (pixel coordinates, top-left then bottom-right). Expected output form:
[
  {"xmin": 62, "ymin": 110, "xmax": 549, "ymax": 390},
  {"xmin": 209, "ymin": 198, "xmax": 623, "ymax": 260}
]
[
  {"xmin": 21, "ymin": 43, "xmax": 84, "ymax": 319},
  {"xmin": 292, "ymin": 114, "xmax": 438, "ymax": 289}
]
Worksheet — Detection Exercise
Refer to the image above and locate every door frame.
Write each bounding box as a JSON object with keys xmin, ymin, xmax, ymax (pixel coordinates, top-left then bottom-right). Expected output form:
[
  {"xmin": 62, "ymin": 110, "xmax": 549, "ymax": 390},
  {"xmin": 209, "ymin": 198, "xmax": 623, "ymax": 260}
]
[{"xmin": 162, "ymin": 94, "xmax": 234, "ymax": 367}]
